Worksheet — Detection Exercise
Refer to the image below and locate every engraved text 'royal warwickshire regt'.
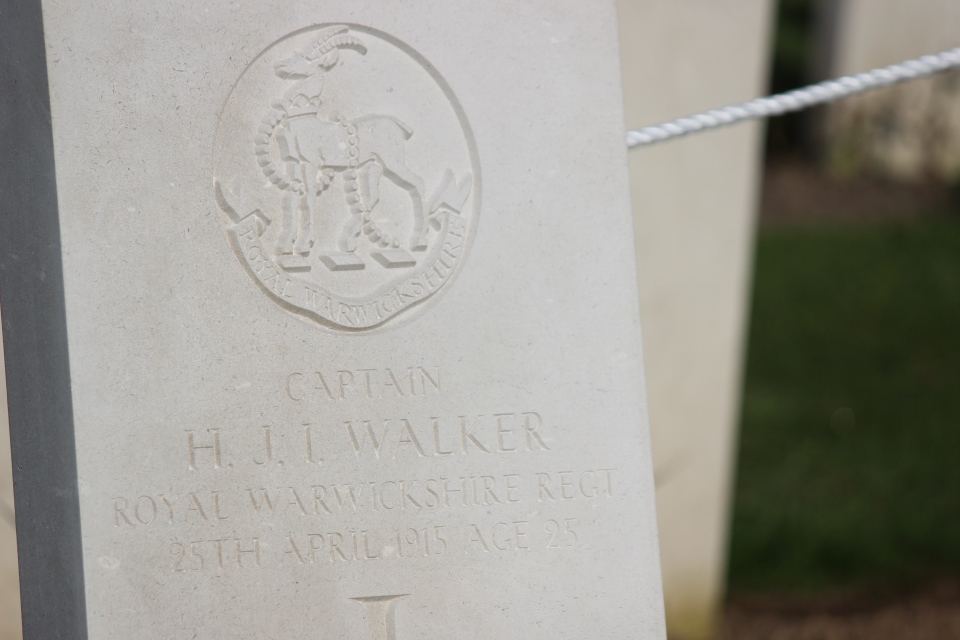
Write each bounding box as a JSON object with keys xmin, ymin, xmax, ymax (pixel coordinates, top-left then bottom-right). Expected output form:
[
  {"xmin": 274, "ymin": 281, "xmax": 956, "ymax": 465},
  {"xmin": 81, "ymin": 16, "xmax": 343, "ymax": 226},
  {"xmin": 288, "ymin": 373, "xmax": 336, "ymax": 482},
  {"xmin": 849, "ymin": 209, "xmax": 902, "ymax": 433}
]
[{"xmin": 215, "ymin": 25, "xmax": 479, "ymax": 330}]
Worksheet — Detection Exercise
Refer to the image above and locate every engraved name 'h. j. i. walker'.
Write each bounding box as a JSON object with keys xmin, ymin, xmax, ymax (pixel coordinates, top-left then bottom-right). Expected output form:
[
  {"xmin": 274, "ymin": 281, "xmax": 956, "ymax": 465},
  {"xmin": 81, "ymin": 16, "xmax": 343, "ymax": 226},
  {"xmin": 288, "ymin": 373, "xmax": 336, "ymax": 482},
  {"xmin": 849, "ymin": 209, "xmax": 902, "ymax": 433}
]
[{"xmin": 214, "ymin": 25, "xmax": 479, "ymax": 330}]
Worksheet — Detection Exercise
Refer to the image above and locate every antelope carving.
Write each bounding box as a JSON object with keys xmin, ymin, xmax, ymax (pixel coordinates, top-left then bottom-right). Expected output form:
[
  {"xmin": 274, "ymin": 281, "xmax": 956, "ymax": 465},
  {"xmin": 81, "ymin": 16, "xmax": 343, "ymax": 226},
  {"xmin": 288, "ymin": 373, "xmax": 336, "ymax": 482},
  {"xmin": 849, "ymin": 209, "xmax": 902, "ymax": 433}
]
[{"xmin": 255, "ymin": 26, "xmax": 432, "ymax": 268}]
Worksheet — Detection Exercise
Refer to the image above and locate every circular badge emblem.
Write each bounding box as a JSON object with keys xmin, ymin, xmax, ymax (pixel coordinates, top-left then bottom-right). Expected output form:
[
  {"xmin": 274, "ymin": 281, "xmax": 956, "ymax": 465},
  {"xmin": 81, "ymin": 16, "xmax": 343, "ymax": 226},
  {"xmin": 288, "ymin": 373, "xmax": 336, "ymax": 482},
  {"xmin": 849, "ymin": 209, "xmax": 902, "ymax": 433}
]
[{"xmin": 215, "ymin": 25, "xmax": 479, "ymax": 331}]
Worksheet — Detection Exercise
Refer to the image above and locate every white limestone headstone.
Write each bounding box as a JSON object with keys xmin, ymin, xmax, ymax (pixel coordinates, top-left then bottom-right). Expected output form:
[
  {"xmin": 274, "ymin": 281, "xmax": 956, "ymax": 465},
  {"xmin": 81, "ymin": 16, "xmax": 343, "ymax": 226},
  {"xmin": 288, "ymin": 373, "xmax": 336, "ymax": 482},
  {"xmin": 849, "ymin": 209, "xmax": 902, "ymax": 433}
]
[
  {"xmin": 821, "ymin": 0, "xmax": 960, "ymax": 180},
  {"xmin": 0, "ymin": 1, "xmax": 666, "ymax": 638},
  {"xmin": 618, "ymin": 1, "xmax": 773, "ymax": 638}
]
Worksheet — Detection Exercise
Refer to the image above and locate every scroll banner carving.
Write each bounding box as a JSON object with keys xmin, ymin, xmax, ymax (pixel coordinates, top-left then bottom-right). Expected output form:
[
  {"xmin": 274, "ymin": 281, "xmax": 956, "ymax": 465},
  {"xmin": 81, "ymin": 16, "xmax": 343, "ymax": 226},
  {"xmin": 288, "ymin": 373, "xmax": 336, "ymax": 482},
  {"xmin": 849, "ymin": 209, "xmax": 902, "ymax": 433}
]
[{"xmin": 217, "ymin": 181, "xmax": 467, "ymax": 329}]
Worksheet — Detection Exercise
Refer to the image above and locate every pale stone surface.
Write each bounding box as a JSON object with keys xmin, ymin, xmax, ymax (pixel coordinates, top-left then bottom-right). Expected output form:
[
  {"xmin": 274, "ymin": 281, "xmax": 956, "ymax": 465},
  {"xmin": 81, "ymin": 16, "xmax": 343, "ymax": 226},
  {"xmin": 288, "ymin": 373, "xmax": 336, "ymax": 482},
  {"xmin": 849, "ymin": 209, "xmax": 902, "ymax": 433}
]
[
  {"xmin": 618, "ymin": 1, "xmax": 773, "ymax": 638},
  {"xmin": 23, "ymin": 1, "xmax": 665, "ymax": 637},
  {"xmin": 0, "ymin": 306, "xmax": 23, "ymax": 640},
  {"xmin": 822, "ymin": 0, "xmax": 960, "ymax": 180}
]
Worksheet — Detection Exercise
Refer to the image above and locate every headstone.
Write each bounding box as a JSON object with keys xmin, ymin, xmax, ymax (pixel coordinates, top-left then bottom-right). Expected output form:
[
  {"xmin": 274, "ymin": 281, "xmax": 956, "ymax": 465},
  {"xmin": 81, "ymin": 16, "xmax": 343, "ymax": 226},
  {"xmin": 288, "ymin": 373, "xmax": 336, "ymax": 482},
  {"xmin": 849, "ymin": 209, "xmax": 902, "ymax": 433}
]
[
  {"xmin": 820, "ymin": 0, "xmax": 960, "ymax": 180},
  {"xmin": 0, "ymin": 1, "xmax": 665, "ymax": 638},
  {"xmin": 618, "ymin": 1, "xmax": 772, "ymax": 638}
]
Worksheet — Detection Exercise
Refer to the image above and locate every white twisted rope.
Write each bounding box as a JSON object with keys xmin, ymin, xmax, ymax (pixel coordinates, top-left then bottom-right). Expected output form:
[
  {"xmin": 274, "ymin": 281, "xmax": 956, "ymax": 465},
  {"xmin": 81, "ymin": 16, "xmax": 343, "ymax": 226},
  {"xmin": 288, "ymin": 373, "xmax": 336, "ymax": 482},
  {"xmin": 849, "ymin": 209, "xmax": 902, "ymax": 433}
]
[{"xmin": 626, "ymin": 47, "xmax": 960, "ymax": 149}]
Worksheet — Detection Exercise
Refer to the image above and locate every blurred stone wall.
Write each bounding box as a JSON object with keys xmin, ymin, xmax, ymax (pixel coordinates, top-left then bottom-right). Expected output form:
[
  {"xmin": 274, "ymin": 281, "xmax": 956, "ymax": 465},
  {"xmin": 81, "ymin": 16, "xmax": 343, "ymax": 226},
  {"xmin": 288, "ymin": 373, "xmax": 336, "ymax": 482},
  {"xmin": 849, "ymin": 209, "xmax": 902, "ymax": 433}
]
[
  {"xmin": 618, "ymin": 1, "xmax": 773, "ymax": 638},
  {"xmin": 822, "ymin": 0, "xmax": 960, "ymax": 181}
]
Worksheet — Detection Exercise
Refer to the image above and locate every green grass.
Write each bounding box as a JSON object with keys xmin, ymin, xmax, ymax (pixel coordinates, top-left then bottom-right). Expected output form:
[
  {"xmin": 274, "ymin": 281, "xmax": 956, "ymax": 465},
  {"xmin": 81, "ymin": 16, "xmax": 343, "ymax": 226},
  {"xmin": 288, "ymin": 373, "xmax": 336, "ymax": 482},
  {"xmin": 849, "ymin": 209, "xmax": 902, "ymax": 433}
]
[{"xmin": 728, "ymin": 216, "xmax": 960, "ymax": 594}]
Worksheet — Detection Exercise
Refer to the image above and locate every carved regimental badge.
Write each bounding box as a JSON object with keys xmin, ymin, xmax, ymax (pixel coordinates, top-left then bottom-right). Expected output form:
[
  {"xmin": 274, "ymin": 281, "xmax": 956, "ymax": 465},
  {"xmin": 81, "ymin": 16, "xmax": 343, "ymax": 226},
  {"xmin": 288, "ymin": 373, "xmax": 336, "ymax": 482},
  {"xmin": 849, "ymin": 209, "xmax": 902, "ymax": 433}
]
[{"xmin": 215, "ymin": 25, "xmax": 479, "ymax": 330}]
